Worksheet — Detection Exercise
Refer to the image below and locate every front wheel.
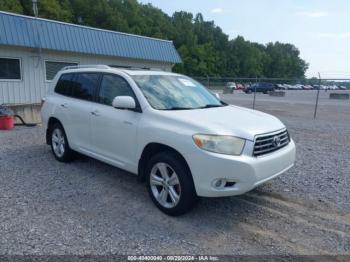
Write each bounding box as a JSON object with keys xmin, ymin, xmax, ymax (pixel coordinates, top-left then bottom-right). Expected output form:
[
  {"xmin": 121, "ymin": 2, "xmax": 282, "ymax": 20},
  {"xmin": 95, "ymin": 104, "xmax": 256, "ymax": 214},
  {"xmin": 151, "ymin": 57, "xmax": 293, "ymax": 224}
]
[{"xmin": 146, "ymin": 152, "xmax": 197, "ymax": 216}]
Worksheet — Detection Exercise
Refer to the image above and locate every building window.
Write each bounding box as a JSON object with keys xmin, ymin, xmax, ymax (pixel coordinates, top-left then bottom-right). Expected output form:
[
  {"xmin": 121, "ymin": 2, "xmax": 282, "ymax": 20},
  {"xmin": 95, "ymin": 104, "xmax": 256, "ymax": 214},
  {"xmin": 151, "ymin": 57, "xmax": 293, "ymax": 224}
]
[
  {"xmin": 0, "ymin": 58, "xmax": 21, "ymax": 80},
  {"xmin": 45, "ymin": 61, "xmax": 78, "ymax": 81}
]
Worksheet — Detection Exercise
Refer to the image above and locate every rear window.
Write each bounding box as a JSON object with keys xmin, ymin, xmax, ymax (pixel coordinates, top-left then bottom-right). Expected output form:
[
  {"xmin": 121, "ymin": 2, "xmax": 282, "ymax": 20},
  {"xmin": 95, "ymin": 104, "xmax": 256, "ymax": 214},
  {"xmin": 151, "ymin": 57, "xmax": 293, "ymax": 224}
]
[
  {"xmin": 55, "ymin": 73, "xmax": 74, "ymax": 96},
  {"xmin": 54, "ymin": 73, "xmax": 100, "ymax": 101}
]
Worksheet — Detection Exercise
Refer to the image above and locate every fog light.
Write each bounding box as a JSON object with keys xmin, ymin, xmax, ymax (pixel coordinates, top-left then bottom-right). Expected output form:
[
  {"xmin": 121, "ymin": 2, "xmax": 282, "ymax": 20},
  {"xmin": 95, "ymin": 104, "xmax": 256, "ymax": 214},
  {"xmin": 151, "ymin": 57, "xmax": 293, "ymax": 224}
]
[
  {"xmin": 213, "ymin": 179, "xmax": 226, "ymax": 188},
  {"xmin": 215, "ymin": 180, "xmax": 222, "ymax": 187}
]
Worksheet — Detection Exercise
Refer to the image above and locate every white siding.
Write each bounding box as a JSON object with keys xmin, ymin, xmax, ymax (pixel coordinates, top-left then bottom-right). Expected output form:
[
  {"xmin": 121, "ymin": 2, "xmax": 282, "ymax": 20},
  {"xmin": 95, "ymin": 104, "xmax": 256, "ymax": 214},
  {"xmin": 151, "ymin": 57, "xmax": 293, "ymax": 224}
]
[{"xmin": 0, "ymin": 46, "xmax": 173, "ymax": 104}]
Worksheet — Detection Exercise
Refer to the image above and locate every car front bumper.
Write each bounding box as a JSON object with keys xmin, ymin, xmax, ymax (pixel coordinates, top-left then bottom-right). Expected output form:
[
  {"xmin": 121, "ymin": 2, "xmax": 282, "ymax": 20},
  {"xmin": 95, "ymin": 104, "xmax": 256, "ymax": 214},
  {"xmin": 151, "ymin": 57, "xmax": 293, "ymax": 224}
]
[{"xmin": 184, "ymin": 139, "xmax": 296, "ymax": 197}]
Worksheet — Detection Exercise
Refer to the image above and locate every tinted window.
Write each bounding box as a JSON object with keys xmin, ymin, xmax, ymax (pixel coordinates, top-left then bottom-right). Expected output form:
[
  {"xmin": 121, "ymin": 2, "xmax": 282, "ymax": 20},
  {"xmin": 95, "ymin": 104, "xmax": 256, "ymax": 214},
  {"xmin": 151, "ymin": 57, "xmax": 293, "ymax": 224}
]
[
  {"xmin": 45, "ymin": 61, "xmax": 77, "ymax": 80},
  {"xmin": 98, "ymin": 74, "xmax": 135, "ymax": 106},
  {"xmin": 55, "ymin": 73, "xmax": 74, "ymax": 96},
  {"xmin": 71, "ymin": 73, "xmax": 99, "ymax": 101},
  {"xmin": 0, "ymin": 58, "xmax": 21, "ymax": 80}
]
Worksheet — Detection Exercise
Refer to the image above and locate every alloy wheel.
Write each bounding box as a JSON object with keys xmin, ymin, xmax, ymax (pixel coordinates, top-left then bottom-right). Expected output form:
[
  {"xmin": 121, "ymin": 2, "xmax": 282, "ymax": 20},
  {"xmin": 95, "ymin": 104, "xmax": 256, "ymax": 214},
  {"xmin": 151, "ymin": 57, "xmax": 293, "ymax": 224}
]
[
  {"xmin": 149, "ymin": 162, "xmax": 181, "ymax": 208},
  {"xmin": 52, "ymin": 128, "xmax": 65, "ymax": 158}
]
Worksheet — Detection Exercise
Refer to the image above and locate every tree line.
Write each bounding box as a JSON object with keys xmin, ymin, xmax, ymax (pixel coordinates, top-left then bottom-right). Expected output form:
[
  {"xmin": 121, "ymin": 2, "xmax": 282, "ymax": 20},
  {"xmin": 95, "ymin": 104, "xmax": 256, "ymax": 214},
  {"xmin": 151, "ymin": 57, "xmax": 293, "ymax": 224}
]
[{"xmin": 0, "ymin": 0, "xmax": 308, "ymax": 78}]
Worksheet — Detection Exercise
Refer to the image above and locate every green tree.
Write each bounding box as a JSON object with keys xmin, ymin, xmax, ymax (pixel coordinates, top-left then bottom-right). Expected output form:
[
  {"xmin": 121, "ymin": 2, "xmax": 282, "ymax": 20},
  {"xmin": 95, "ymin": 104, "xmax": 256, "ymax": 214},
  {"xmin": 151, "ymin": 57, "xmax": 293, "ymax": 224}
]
[
  {"xmin": 0, "ymin": 0, "xmax": 23, "ymax": 13},
  {"xmin": 264, "ymin": 42, "xmax": 308, "ymax": 78},
  {"xmin": 38, "ymin": 0, "xmax": 73, "ymax": 21}
]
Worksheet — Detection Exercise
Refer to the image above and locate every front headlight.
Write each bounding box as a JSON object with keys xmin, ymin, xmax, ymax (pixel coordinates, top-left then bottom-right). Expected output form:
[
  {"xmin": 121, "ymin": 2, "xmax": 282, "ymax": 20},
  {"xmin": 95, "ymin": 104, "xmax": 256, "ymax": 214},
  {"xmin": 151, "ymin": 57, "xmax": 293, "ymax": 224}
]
[{"xmin": 192, "ymin": 134, "xmax": 245, "ymax": 155}]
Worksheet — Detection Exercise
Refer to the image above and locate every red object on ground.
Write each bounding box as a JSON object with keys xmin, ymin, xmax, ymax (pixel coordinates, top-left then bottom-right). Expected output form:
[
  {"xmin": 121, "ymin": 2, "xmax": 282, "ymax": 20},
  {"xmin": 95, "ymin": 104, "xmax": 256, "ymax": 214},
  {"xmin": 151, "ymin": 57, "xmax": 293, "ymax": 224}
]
[{"xmin": 0, "ymin": 115, "xmax": 14, "ymax": 130}]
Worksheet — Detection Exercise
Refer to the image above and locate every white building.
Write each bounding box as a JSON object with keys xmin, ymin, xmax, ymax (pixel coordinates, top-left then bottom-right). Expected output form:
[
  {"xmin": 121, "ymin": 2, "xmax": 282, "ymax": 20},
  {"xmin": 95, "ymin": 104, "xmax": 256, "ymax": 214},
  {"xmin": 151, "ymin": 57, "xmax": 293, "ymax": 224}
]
[{"xmin": 0, "ymin": 11, "xmax": 181, "ymax": 122}]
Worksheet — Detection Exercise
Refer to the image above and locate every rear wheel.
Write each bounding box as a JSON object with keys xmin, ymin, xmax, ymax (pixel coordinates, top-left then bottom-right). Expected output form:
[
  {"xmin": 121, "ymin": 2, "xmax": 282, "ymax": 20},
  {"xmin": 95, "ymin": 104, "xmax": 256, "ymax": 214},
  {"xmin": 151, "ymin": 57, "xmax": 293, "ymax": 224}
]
[
  {"xmin": 50, "ymin": 123, "xmax": 74, "ymax": 162},
  {"xmin": 146, "ymin": 152, "xmax": 197, "ymax": 216}
]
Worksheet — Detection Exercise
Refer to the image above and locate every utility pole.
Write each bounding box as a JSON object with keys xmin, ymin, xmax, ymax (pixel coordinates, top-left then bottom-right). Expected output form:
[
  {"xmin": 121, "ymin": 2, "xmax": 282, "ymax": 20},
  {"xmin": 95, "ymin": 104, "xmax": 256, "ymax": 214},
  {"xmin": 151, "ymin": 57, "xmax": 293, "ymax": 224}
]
[
  {"xmin": 313, "ymin": 72, "xmax": 321, "ymax": 119},
  {"xmin": 252, "ymin": 76, "xmax": 257, "ymax": 109},
  {"xmin": 32, "ymin": 0, "xmax": 38, "ymax": 17},
  {"xmin": 32, "ymin": 0, "xmax": 42, "ymax": 68}
]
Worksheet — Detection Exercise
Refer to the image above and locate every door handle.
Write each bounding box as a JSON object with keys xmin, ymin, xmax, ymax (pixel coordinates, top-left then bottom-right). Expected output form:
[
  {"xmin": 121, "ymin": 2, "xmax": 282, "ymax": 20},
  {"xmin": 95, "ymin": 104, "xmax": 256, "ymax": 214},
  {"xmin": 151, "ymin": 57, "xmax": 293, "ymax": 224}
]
[
  {"xmin": 91, "ymin": 110, "xmax": 100, "ymax": 116},
  {"xmin": 60, "ymin": 103, "xmax": 68, "ymax": 108},
  {"xmin": 123, "ymin": 120, "xmax": 133, "ymax": 125}
]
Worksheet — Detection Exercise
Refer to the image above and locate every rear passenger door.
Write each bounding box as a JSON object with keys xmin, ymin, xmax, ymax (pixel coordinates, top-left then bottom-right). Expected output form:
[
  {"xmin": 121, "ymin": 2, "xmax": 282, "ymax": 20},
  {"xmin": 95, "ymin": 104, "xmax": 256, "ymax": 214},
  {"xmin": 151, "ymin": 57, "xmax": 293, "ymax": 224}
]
[
  {"xmin": 64, "ymin": 72, "xmax": 100, "ymax": 151},
  {"xmin": 53, "ymin": 73, "xmax": 75, "ymax": 141},
  {"xmin": 90, "ymin": 73, "xmax": 141, "ymax": 171}
]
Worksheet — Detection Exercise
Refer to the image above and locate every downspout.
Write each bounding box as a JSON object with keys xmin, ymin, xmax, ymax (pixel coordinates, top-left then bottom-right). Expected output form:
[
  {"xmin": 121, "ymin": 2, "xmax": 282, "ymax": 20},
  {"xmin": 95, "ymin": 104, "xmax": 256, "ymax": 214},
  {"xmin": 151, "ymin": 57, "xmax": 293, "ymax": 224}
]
[{"xmin": 32, "ymin": 0, "xmax": 42, "ymax": 68}]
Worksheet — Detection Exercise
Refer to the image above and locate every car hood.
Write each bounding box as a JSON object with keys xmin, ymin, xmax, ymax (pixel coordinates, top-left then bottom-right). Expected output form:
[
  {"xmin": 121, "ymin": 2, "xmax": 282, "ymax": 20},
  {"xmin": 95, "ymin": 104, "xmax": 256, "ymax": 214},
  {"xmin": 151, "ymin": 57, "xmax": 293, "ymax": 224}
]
[{"xmin": 157, "ymin": 105, "xmax": 285, "ymax": 141}]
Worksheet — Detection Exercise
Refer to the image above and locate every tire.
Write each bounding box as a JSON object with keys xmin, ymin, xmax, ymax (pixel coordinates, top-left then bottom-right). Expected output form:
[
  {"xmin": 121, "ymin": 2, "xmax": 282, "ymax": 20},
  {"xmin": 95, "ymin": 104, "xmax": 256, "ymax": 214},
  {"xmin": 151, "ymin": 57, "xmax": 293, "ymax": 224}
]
[
  {"xmin": 146, "ymin": 152, "xmax": 197, "ymax": 216},
  {"xmin": 49, "ymin": 123, "xmax": 75, "ymax": 162}
]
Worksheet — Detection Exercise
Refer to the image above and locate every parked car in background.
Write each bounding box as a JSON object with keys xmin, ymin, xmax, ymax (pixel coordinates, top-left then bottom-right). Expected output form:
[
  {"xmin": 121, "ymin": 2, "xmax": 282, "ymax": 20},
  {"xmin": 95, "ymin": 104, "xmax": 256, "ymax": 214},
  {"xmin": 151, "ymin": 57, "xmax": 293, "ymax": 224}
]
[
  {"xmin": 302, "ymin": 85, "xmax": 313, "ymax": 90},
  {"xmin": 275, "ymin": 84, "xmax": 286, "ymax": 90},
  {"xmin": 225, "ymin": 82, "xmax": 236, "ymax": 90},
  {"xmin": 288, "ymin": 84, "xmax": 302, "ymax": 90},
  {"xmin": 236, "ymin": 83, "xmax": 245, "ymax": 90},
  {"xmin": 41, "ymin": 65, "xmax": 296, "ymax": 216},
  {"xmin": 282, "ymin": 84, "xmax": 291, "ymax": 90},
  {"xmin": 223, "ymin": 82, "xmax": 236, "ymax": 94},
  {"xmin": 244, "ymin": 82, "xmax": 275, "ymax": 94},
  {"xmin": 328, "ymin": 85, "xmax": 338, "ymax": 90}
]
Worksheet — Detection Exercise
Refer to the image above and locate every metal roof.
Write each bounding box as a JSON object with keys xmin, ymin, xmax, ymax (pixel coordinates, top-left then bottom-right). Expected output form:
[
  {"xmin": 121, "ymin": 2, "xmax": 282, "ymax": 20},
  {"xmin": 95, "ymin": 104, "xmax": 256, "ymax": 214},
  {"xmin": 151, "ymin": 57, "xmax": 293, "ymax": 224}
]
[{"xmin": 0, "ymin": 11, "xmax": 182, "ymax": 64}]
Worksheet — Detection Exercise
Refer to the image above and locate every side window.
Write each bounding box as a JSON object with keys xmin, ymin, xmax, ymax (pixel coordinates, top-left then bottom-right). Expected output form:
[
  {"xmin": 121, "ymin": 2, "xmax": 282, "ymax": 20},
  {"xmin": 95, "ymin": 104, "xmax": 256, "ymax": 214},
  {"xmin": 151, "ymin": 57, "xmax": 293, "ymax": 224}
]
[
  {"xmin": 71, "ymin": 73, "xmax": 99, "ymax": 101},
  {"xmin": 55, "ymin": 73, "xmax": 73, "ymax": 96},
  {"xmin": 98, "ymin": 74, "xmax": 135, "ymax": 106}
]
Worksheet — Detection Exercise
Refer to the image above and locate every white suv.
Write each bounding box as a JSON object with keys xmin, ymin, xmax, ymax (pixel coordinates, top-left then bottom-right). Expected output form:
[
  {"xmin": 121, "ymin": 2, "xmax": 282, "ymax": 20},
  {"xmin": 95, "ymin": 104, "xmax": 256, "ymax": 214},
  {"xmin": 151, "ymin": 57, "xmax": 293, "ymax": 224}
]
[{"xmin": 41, "ymin": 65, "xmax": 296, "ymax": 216}]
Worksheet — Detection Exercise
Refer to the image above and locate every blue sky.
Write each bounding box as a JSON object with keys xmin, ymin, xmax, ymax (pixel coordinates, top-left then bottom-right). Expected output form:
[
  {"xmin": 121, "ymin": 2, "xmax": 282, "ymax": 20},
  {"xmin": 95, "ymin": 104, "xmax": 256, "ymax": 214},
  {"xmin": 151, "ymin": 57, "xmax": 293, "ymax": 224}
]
[{"xmin": 139, "ymin": 0, "xmax": 350, "ymax": 78}]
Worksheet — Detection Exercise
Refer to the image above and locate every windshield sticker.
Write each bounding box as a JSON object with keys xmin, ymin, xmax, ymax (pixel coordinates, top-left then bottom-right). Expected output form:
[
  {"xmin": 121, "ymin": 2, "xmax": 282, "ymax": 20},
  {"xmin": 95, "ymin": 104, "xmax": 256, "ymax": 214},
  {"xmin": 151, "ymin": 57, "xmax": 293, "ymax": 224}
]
[{"xmin": 178, "ymin": 78, "xmax": 196, "ymax": 87}]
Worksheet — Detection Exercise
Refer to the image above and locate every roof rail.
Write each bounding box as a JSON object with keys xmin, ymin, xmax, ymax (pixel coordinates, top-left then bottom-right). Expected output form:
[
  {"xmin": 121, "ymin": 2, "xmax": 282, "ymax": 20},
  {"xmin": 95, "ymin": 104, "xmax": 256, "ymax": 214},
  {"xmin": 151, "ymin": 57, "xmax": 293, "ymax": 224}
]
[
  {"xmin": 62, "ymin": 65, "xmax": 111, "ymax": 71},
  {"xmin": 109, "ymin": 65, "xmax": 151, "ymax": 70}
]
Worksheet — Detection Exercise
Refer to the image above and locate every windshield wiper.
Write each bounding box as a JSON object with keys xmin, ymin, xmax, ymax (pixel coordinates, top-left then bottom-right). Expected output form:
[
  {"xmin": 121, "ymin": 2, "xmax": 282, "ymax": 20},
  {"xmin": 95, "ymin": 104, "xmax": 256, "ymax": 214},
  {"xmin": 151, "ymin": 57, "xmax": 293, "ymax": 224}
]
[
  {"xmin": 197, "ymin": 104, "xmax": 226, "ymax": 109},
  {"xmin": 163, "ymin": 107, "xmax": 194, "ymax": 110},
  {"xmin": 162, "ymin": 103, "xmax": 227, "ymax": 110}
]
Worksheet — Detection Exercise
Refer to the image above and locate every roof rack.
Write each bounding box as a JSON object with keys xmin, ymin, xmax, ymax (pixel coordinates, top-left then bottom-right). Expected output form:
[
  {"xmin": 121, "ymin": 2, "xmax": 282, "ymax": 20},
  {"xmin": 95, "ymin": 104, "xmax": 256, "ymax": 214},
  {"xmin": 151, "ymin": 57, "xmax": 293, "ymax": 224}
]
[
  {"xmin": 109, "ymin": 65, "xmax": 151, "ymax": 70},
  {"xmin": 62, "ymin": 65, "xmax": 111, "ymax": 70}
]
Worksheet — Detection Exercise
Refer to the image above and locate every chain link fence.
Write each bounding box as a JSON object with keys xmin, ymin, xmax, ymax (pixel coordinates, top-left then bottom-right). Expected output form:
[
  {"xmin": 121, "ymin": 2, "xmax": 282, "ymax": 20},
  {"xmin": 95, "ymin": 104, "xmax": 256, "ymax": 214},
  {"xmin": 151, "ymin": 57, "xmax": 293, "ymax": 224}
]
[{"xmin": 192, "ymin": 76, "xmax": 350, "ymax": 120}]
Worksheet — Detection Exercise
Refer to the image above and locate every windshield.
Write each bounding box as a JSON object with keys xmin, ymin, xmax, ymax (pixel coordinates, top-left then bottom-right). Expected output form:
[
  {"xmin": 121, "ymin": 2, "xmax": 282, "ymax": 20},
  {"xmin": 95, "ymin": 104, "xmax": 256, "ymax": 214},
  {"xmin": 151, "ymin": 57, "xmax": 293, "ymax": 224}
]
[{"xmin": 131, "ymin": 74, "xmax": 224, "ymax": 110}]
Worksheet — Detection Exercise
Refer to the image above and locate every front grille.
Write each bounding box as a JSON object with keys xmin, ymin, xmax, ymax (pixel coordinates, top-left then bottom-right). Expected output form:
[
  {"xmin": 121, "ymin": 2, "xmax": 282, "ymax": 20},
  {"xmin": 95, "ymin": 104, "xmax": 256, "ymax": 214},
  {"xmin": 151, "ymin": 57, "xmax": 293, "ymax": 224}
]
[{"xmin": 253, "ymin": 129, "xmax": 290, "ymax": 156}]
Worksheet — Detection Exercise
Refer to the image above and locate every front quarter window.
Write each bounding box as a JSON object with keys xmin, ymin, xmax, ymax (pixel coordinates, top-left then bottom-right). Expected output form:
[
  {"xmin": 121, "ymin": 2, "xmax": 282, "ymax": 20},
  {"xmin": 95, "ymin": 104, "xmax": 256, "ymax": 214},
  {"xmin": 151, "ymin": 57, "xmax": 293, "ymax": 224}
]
[{"xmin": 131, "ymin": 74, "xmax": 224, "ymax": 110}]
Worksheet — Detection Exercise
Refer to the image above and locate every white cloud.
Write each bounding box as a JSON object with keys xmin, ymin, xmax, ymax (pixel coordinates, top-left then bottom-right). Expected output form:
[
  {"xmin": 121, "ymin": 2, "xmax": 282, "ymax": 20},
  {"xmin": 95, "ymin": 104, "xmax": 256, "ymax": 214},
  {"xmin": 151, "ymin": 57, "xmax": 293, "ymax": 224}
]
[
  {"xmin": 340, "ymin": 32, "xmax": 350, "ymax": 38},
  {"xmin": 318, "ymin": 32, "xmax": 350, "ymax": 38},
  {"xmin": 318, "ymin": 33, "xmax": 336, "ymax": 38},
  {"xmin": 211, "ymin": 7, "xmax": 224, "ymax": 13},
  {"xmin": 296, "ymin": 11, "xmax": 328, "ymax": 18}
]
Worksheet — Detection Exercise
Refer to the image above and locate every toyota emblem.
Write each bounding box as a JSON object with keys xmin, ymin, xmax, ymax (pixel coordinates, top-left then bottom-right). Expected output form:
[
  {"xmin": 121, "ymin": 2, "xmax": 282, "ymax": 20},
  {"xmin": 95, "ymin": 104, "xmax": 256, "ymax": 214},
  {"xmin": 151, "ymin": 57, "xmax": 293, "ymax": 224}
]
[{"xmin": 272, "ymin": 136, "xmax": 281, "ymax": 147}]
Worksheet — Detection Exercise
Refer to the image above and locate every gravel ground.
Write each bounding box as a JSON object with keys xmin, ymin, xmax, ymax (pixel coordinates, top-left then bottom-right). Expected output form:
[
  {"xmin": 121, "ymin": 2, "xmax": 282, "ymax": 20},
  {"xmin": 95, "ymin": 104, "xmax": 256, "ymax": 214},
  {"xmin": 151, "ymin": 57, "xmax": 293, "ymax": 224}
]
[{"xmin": 0, "ymin": 90, "xmax": 349, "ymax": 255}]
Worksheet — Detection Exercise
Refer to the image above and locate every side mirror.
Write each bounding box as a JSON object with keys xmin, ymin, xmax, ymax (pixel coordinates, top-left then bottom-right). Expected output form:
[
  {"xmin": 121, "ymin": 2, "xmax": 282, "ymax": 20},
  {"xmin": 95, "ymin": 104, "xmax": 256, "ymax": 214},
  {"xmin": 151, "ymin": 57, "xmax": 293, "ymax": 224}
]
[{"xmin": 112, "ymin": 96, "xmax": 136, "ymax": 110}]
